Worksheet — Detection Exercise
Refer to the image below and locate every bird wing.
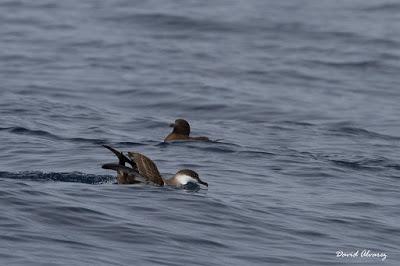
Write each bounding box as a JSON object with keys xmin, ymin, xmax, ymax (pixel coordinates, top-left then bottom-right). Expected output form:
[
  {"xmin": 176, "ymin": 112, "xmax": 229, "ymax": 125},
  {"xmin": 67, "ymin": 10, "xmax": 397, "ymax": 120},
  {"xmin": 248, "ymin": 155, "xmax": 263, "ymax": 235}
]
[
  {"xmin": 102, "ymin": 145, "xmax": 137, "ymax": 170},
  {"xmin": 127, "ymin": 152, "xmax": 164, "ymax": 186}
]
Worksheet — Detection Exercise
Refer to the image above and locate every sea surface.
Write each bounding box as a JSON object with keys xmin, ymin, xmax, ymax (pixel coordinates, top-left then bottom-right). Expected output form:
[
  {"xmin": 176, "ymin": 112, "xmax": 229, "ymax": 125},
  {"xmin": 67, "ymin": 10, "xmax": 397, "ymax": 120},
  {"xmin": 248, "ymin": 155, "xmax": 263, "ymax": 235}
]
[{"xmin": 0, "ymin": 0, "xmax": 399, "ymax": 265}]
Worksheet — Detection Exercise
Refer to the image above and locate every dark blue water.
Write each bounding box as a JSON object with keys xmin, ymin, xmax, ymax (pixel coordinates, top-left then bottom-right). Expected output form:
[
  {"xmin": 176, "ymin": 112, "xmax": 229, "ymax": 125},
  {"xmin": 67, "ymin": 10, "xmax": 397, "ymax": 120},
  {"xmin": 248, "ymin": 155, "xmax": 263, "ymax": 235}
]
[{"xmin": 1, "ymin": 0, "xmax": 399, "ymax": 265}]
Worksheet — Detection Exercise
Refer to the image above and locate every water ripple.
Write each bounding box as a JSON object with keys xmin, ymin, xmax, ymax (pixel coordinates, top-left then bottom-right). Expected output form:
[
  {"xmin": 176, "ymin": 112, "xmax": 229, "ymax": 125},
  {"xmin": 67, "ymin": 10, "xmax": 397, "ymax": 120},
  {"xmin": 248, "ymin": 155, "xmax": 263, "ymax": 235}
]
[{"xmin": 0, "ymin": 171, "xmax": 113, "ymax": 184}]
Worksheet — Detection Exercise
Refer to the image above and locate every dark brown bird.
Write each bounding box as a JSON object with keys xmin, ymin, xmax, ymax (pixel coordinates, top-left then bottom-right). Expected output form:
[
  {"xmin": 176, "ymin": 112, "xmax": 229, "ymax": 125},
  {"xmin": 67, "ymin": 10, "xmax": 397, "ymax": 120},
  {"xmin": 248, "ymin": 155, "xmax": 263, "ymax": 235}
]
[
  {"xmin": 101, "ymin": 145, "xmax": 208, "ymax": 188},
  {"xmin": 164, "ymin": 119, "xmax": 209, "ymax": 142}
]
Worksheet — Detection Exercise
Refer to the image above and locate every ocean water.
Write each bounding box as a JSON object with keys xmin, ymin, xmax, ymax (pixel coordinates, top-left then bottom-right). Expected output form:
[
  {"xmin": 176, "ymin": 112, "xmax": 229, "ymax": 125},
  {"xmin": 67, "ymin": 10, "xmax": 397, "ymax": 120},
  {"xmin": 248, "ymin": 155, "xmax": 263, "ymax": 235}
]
[{"xmin": 1, "ymin": 0, "xmax": 399, "ymax": 265}]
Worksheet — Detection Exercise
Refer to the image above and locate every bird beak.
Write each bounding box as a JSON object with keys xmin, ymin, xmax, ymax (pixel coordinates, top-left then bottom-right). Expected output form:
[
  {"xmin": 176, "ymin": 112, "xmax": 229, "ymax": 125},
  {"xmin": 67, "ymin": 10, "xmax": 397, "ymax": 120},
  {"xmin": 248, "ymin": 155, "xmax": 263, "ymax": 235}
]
[
  {"xmin": 198, "ymin": 180, "xmax": 208, "ymax": 187},
  {"xmin": 169, "ymin": 123, "xmax": 175, "ymax": 128}
]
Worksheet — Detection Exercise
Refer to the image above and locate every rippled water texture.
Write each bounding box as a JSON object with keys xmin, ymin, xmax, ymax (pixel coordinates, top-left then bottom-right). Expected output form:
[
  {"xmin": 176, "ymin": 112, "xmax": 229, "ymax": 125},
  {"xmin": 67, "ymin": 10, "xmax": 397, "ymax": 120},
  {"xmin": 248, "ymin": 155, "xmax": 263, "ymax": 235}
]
[{"xmin": 1, "ymin": 0, "xmax": 400, "ymax": 265}]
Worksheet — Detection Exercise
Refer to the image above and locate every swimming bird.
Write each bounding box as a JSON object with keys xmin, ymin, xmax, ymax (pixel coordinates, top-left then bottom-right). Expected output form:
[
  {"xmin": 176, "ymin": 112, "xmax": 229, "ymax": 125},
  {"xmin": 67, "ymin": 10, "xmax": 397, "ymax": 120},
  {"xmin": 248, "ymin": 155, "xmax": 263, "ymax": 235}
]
[
  {"xmin": 164, "ymin": 119, "xmax": 209, "ymax": 142},
  {"xmin": 101, "ymin": 145, "xmax": 208, "ymax": 188}
]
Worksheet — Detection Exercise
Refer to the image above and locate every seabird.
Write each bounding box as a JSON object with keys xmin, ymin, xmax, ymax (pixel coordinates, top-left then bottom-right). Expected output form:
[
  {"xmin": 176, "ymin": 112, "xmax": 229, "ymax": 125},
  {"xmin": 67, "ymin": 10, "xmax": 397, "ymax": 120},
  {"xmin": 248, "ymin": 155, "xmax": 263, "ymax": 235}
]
[
  {"xmin": 101, "ymin": 145, "xmax": 208, "ymax": 188},
  {"xmin": 164, "ymin": 119, "xmax": 209, "ymax": 142}
]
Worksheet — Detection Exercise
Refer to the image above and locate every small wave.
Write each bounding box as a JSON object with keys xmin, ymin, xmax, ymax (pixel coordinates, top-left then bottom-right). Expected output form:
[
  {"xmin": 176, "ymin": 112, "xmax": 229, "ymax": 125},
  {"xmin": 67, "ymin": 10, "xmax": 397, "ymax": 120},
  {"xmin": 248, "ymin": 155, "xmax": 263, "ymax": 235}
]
[
  {"xmin": 274, "ymin": 69, "xmax": 338, "ymax": 83},
  {"xmin": 335, "ymin": 202, "xmax": 380, "ymax": 208},
  {"xmin": 307, "ymin": 59, "xmax": 380, "ymax": 69},
  {"xmin": 1, "ymin": 126, "xmax": 59, "ymax": 139},
  {"xmin": 281, "ymin": 121, "xmax": 315, "ymax": 127},
  {"xmin": 102, "ymin": 12, "xmax": 238, "ymax": 34},
  {"xmin": 0, "ymin": 1, "xmax": 57, "ymax": 9},
  {"xmin": 115, "ymin": 141, "xmax": 148, "ymax": 147},
  {"xmin": 158, "ymin": 139, "xmax": 241, "ymax": 149},
  {"xmin": 69, "ymin": 137, "xmax": 106, "ymax": 145},
  {"xmin": 327, "ymin": 125, "xmax": 400, "ymax": 141},
  {"xmin": 387, "ymin": 164, "xmax": 400, "ymax": 171},
  {"xmin": 0, "ymin": 171, "xmax": 114, "ymax": 184},
  {"xmin": 164, "ymin": 141, "xmax": 239, "ymax": 154},
  {"xmin": 330, "ymin": 158, "xmax": 391, "ymax": 171},
  {"xmin": 0, "ymin": 126, "xmax": 107, "ymax": 145},
  {"xmin": 362, "ymin": 3, "xmax": 400, "ymax": 12},
  {"xmin": 237, "ymin": 150, "xmax": 275, "ymax": 157},
  {"xmin": 0, "ymin": 54, "xmax": 52, "ymax": 65}
]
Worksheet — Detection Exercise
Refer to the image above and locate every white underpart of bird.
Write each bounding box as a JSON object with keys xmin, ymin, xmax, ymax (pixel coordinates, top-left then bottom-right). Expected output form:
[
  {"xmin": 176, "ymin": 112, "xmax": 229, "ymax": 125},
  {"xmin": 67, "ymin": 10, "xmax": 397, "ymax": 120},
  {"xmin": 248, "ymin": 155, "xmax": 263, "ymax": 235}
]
[{"xmin": 175, "ymin": 174, "xmax": 197, "ymax": 185}]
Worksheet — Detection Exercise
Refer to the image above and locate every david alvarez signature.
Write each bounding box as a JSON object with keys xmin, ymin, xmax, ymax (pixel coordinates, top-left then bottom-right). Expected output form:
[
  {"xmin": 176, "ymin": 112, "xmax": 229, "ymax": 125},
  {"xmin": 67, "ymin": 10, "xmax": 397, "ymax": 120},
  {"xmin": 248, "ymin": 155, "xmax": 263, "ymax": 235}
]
[{"xmin": 336, "ymin": 249, "xmax": 387, "ymax": 261}]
